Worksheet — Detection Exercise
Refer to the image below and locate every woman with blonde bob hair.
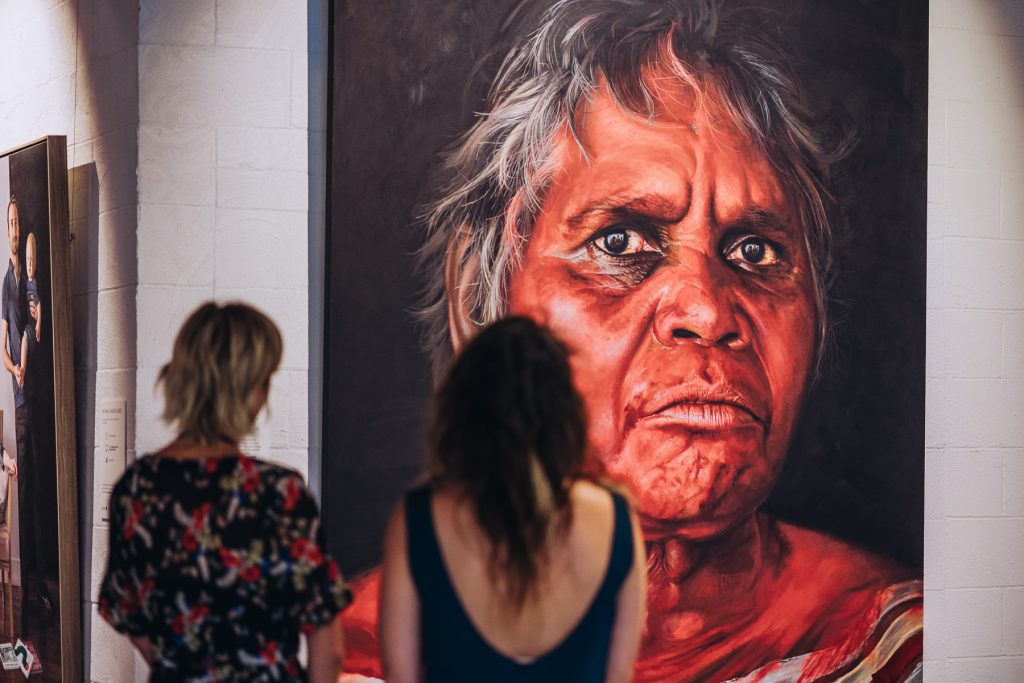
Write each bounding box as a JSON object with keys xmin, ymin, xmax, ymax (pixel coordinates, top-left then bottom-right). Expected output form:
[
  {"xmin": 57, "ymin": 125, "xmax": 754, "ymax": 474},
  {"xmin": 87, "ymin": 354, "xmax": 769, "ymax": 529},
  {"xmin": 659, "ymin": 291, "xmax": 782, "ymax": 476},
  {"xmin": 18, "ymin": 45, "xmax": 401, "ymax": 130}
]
[{"xmin": 99, "ymin": 302, "xmax": 351, "ymax": 682}]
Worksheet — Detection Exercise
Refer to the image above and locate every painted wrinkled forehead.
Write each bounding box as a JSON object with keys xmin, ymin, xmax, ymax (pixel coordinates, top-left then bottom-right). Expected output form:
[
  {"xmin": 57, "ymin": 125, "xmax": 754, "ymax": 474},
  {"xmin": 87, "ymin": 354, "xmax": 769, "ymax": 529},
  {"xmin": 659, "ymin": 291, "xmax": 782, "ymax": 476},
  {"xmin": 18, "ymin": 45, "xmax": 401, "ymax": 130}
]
[
  {"xmin": 542, "ymin": 67, "xmax": 800, "ymax": 227},
  {"xmin": 584, "ymin": 37, "xmax": 771, "ymax": 139}
]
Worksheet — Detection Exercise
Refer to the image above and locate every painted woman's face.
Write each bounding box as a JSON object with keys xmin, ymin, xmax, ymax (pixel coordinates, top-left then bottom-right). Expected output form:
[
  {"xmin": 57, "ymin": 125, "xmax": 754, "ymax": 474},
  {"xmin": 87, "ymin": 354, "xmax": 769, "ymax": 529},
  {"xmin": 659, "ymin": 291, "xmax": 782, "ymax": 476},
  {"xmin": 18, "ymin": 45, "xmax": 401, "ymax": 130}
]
[{"xmin": 507, "ymin": 83, "xmax": 817, "ymax": 539}]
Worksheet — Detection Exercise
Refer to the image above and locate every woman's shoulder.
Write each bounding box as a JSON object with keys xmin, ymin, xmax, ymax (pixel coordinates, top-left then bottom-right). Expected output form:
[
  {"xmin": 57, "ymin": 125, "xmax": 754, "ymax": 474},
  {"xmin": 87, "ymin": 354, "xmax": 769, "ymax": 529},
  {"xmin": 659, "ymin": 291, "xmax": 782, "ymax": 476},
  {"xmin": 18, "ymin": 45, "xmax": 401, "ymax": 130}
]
[
  {"xmin": 773, "ymin": 518, "xmax": 919, "ymax": 588},
  {"xmin": 741, "ymin": 519, "xmax": 923, "ymax": 682},
  {"xmin": 244, "ymin": 458, "xmax": 323, "ymax": 521},
  {"xmin": 569, "ymin": 478, "xmax": 622, "ymax": 510},
  {"xmin": 239, "ymin": 454, "xmax": 306, "ymax": 483},
  {"xmin": 569, "ymin": 479, "xmax": 635, "ymax": 531},
  {"xmin": 563, "ymin": 480, "xmax": 629, "ymax": 566},
  {"xmin": 769, "ymin": 518, "xmax": 922, "ymax": 647},
  {"xmin": 119, "ymin": 453, "xmax": 311, "ymax": 497}
]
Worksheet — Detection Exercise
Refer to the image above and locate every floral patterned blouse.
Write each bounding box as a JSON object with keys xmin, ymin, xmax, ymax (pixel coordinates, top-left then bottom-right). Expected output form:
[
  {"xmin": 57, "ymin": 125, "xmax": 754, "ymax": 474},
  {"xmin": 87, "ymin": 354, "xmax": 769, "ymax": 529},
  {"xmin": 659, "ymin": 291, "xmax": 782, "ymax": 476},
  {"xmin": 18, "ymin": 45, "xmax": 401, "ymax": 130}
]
[{"xmin": 99, "ymin": 454, "xmax": 352, "ymax": 682}]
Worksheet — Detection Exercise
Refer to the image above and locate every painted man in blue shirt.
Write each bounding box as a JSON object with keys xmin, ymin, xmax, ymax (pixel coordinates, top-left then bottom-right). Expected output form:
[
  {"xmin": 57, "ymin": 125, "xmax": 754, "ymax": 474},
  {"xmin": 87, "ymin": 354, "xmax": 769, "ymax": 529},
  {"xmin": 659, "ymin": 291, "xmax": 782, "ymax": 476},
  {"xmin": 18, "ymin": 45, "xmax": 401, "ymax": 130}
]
[{"xmin": 3, "ymin": 197, "xmax": 51, "ymax": 622}]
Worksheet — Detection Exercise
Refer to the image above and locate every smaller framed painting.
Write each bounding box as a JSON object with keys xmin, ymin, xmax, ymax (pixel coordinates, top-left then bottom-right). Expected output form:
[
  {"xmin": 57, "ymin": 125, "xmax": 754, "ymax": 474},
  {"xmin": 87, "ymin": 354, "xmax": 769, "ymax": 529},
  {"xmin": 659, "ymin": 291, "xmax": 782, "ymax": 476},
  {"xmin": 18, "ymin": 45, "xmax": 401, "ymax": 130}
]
[{"xmin": 0, "ymin": 136, "xmax": 79, "ymax": 681}]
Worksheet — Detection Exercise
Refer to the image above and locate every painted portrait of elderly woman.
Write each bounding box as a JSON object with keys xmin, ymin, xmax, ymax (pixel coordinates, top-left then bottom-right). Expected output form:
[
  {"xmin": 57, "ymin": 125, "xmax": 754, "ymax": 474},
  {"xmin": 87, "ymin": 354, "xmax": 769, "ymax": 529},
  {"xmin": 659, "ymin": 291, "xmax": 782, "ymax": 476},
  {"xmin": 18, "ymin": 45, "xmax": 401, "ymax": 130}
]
[{"xmin": 324, "ymin": 0, "xmax": 926, "ymax": 681}]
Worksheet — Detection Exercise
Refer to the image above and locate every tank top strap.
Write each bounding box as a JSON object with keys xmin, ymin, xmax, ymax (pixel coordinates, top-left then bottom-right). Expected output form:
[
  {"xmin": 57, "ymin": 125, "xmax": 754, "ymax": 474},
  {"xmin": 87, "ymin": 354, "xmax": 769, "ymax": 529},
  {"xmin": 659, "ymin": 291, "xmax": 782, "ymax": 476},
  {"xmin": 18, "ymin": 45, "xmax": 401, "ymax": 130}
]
[
  {"xmin": 601, "ymin": 489, "xmax": 634, "ymax": 596},
  {"xmin": 405, "ymin": 485, "xmax": 449, "ymax": 596}
]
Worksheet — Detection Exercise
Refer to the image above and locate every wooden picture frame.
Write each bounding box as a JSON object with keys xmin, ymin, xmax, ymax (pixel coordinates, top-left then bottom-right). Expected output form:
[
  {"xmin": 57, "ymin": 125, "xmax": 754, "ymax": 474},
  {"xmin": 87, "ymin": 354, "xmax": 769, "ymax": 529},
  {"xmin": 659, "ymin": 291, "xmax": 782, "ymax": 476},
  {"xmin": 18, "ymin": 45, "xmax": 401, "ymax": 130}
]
[{"xmin": 0, "ymin": 136, "xmax": 79, "ymax": 681}]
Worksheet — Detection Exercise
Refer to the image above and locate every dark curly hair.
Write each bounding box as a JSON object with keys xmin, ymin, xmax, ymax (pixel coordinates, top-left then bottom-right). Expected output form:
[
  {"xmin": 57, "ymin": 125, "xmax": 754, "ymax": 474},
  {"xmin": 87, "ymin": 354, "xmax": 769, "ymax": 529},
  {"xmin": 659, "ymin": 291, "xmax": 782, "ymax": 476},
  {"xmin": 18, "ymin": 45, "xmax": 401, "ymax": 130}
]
[{"xmin": 426, "ymin": 316, "xmax": 588, "ymax": 610}]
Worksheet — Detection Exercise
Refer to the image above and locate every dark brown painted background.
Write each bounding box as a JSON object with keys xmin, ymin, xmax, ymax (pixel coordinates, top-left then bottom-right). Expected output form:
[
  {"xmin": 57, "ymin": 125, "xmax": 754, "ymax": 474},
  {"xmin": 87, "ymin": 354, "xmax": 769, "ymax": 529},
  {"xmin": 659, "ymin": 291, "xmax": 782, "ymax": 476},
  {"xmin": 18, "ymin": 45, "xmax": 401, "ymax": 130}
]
[{"xmin": 324, "ymin": 0, "xmax": 928, "ymax": 576}]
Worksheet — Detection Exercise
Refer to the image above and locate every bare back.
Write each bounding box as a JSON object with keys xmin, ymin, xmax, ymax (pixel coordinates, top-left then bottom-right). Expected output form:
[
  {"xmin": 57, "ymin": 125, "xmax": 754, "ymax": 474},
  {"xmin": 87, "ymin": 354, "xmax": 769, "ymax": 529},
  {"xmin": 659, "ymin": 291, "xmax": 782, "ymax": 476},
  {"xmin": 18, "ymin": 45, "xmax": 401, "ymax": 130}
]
[
  {"xmin": 380, "ymin": 479, "xmax": 646, "ymax": 682},
  {"xmin": 431, "ymin": 480, "xmax": 616, "ymax": 662}
]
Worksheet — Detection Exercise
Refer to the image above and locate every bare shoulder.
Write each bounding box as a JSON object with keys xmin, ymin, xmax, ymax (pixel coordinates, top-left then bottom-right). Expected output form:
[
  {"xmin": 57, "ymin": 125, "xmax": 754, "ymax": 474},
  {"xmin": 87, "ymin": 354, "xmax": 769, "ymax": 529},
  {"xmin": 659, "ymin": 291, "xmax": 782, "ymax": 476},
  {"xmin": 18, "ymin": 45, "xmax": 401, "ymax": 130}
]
[
  {"xmin": 569, "ymin": 479, "xmax": 617, "ymax": 511},
  {"xmin": 247, "ymin": 455, "xmax": 304, "ymax": 481},
  {"xmin": 382, "ymin": 496, "xmax": 408, "ymax": 551},
  {"xmin": 562, "ymin": 481, "xmax": 621, "ymax": 567}
]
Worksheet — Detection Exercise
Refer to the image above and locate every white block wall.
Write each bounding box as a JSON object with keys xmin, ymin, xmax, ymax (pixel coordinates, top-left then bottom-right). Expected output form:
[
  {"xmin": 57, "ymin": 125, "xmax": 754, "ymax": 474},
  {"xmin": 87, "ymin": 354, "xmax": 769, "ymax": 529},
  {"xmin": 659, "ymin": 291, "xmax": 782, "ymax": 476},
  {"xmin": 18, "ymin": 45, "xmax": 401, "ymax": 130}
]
[
  {"xmin": 926, "ymin": 0, "xmax": 1024, "ymax": 680},
  {"xmin": 135, "ymin": 0, "xmax": 312, "ymax": 479}
]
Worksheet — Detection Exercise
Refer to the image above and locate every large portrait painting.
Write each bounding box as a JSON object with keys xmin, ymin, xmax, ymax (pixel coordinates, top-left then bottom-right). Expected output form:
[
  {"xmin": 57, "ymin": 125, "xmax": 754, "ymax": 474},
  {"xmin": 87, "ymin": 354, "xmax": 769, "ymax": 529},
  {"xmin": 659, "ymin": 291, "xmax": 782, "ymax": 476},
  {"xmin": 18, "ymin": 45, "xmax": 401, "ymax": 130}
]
[
  {"xmin": 325, "ymin": 1, "xmax": 926, "ymax": 680},
  {"xmin": 0, "ymin": 137, "xmax": 79, "ymax": 681}
]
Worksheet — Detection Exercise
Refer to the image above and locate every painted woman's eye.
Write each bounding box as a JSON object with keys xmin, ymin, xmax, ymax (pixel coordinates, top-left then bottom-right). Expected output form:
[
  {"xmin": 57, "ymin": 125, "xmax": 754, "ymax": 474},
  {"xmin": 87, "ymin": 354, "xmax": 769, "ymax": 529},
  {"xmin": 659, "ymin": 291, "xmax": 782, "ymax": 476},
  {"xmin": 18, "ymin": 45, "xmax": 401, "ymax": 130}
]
[
  {"xmin": 724, "ymin": 235, "xmax": 781, "ymax": 268},
  {"xmin": 592, "ymin": 228, "xmax": 657, "ymax": 256}
]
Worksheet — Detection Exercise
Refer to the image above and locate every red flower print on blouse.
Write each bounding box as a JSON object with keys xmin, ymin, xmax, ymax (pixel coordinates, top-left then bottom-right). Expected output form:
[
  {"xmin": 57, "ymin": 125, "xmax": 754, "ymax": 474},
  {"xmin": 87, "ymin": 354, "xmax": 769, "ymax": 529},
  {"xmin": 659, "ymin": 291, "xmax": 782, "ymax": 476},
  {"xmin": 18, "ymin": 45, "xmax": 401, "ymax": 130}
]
[
  {"xmin": 240, "ymin": 456, "xmax": 261, "ymax": 494},
  {"xmin": 173, "ymin": 604, "xmax": 210, "ymax": 636},
  {"xmin": 194, "ymin": 502, "xmax": 212, "ymax": 526},
  {"xmin": 220, "ymin": 547, "xmax": 241, "ymax": 569},
  {"xmin": 290, "ymin": 536, "xmax": 324, "ymax": 565},
  {"xmin": 183, "ymin": 528, "xmax": 198, "ymax": 552},
  {"xmin": 261, "ymin": 641, "xmax": 280, "ymax": 664},
  {"xmin": 124, "ymin": 500, "xmax": 144, "ymax": 540},
  {"xmin": 283, "ymin": 478, "xmax": 302, "ymax": 512},
  {"xmin": 307, "ymin": 544, "xmax": 323, "ymax": 564},
  {"xmin": 118, "ymin": 578, "xmax": 156, "ymax": 617},
  {"xmin": 98, "ymin": 455, "xmax": 353, "ymax": 676}
]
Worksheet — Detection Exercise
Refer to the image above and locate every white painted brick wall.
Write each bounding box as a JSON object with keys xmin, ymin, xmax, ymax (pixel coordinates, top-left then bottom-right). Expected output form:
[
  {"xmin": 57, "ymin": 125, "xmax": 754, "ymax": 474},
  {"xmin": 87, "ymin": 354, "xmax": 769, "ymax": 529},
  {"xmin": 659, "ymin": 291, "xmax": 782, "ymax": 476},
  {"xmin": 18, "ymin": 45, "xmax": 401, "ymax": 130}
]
[
  {"xmin": 928, "ymin": 0, "xmax": 1024, "ymax": 679},
  {"xmin": 136, "ymin": 0, "xmax": 311, "ymax": 478}
]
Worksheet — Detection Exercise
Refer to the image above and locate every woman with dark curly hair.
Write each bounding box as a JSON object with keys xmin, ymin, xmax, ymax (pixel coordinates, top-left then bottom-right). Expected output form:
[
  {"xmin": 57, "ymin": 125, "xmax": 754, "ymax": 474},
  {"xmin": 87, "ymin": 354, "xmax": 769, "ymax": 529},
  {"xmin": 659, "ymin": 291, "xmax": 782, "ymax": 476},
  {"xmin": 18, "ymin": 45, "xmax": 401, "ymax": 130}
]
[{"xmin": 379, "ymin": 317, "xmax": 647, "ymax": 683}]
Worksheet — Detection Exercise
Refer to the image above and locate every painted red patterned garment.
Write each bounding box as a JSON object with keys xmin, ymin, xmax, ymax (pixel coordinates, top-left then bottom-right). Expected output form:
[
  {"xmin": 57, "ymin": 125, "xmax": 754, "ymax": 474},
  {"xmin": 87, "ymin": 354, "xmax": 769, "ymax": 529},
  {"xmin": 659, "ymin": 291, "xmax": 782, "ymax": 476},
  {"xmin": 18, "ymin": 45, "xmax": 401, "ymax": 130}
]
[
  {"xmin": 724, "ymin": 581, "xmax": 923, "ymax": 683},
  {"xmin": 99, "ymin": 454, "xmax": 351, "ymax": 682},
  {"xmin": 342, "ymin": 518, "xmax": 922, "ymax": 683}
]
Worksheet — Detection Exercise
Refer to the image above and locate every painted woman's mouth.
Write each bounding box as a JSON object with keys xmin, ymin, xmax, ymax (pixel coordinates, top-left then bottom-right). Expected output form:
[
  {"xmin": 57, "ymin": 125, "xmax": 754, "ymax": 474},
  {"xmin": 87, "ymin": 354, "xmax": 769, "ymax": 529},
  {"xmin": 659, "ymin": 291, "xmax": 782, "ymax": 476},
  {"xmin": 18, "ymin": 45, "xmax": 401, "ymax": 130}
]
[
  {"xmin": 641, "ymin": 400, "xmax": 762, "ymax": 430},
  {"xmin": 628, "ymin": 382, "xmax": 768, "ymax": 432}
]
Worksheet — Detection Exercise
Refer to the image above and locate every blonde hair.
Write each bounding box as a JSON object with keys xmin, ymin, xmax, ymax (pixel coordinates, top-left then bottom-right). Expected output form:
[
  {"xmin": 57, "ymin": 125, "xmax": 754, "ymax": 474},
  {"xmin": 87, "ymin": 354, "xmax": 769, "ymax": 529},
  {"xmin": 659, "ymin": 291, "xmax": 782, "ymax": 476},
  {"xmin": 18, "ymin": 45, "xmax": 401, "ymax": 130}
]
[
  {"xmin": 25, "ymin": 232, "xmax": 35, "ymax": 262},
  {"xmin": 158, "ymin": 302, "xmax": 283, "ymax": 444}
]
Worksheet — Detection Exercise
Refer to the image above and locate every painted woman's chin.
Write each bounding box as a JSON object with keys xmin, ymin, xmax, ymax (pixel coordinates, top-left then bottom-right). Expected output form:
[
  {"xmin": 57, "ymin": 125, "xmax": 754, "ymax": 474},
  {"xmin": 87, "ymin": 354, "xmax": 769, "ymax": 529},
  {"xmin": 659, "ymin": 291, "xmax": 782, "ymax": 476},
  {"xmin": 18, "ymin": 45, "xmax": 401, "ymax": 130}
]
[
  {"xmin": 603, "ymin": 439, "xmax": 774, "ymax": 536},
  {"xmin": 629, "ymin": 473, "xmax": 761, "ymax": 536}
]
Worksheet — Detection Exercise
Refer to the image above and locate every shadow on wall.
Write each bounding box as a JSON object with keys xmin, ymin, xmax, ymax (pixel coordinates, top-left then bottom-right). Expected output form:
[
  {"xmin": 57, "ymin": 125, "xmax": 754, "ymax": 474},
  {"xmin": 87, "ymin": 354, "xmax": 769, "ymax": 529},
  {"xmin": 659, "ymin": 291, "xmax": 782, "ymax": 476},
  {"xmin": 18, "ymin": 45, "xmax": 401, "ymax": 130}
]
[
  {"xmin": 997, "ymin": 3, "xmax": 1024, "ymax": 145},
  {"xmin": 950, "ymin": 2, "xmax": 1024, "ymax": 154},
  {"xmin": 63, "ymin": 0, "xmax": 140, "ymax": 679},
  {"xmin": 69, "ymin": 159, "xmax": 98, "ymax": 621}
]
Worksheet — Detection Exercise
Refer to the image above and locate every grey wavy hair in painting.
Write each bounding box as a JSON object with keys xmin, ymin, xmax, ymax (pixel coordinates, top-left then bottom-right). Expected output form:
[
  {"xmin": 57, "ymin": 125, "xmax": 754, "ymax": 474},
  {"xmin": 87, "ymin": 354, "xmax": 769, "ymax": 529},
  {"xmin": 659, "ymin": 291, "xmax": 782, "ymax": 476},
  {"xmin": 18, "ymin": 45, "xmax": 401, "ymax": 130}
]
[{"xmin": 416, "ymin": 0, "xmax": 848, "ymax": 375}]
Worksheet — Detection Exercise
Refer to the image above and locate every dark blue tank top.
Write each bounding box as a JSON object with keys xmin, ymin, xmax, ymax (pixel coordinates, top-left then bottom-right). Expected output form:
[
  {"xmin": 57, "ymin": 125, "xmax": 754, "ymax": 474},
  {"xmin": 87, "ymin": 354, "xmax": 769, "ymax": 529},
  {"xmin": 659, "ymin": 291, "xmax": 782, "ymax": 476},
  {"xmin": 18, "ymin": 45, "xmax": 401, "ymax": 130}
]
[{"xmin": 406, "ymin": 485, "xmax": 633, "ymax": 683}]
